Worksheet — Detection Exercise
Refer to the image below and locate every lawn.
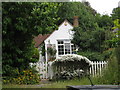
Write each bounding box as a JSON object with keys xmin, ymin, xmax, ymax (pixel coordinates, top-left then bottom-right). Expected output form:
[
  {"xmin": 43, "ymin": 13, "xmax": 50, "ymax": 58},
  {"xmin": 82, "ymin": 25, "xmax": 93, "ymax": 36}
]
[{"xmin": 2, "ymin": 77, "xmax": 99, "ymax": 88}]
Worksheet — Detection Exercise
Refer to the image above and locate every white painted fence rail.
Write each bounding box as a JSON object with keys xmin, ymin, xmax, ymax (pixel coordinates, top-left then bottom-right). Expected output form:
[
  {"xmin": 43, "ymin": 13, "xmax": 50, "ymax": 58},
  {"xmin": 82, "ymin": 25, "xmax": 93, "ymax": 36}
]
[{"xmin": 30, "ymin": 61, "xmax": 108, "ymax": 79}]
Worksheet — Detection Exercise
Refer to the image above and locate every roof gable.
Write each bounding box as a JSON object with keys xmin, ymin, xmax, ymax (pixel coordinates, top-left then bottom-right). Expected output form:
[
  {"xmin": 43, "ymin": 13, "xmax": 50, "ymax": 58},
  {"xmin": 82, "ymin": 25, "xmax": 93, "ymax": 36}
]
[{"xmin": 58, "ymin": 19, "xmax": 73, "ymax": 28}]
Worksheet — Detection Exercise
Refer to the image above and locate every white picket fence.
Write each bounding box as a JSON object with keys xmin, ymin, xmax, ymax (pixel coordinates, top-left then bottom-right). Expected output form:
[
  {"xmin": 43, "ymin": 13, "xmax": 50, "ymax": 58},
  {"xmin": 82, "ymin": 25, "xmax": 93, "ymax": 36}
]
[
  {"xmin": 30, "ymin": 61, "xmax": 108, "ymax": 79},
  {"xmin": 89, "ymin": 61, "xmax": 108, "ymax": 77}
]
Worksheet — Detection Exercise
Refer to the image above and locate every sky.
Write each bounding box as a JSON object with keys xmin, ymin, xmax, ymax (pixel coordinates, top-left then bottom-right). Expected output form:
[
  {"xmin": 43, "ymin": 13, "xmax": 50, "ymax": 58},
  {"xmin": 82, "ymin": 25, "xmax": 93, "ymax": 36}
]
[{"xmin": 72, "ymin": 0, "xmax": 120, "ymax": 15}]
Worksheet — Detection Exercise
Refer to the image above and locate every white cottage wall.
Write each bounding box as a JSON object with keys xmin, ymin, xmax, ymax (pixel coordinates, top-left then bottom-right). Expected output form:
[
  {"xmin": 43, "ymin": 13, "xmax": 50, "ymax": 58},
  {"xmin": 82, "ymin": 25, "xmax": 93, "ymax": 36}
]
[
  {"xmin": 44, "ymin": 20, "xmax": 74, "ymax": 60},
  {"xmin": 45, "ymin": 21, "xmax": 74, "ymax": 44}
]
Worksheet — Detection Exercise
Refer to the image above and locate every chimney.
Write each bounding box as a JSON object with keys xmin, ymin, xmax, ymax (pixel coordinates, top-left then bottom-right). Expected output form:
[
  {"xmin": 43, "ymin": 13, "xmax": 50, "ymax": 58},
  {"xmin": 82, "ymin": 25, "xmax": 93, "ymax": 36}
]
[{"xmin": 73, "ymin": 16, "xmax": 79, "ymax": 27}]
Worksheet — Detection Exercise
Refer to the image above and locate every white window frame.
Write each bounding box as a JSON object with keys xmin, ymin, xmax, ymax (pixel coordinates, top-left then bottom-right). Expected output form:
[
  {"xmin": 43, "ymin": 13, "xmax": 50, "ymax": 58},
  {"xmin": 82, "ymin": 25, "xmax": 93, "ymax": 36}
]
[{"xmin": 57, "ymin": 39, "xmax": 76, "ymax": 56}]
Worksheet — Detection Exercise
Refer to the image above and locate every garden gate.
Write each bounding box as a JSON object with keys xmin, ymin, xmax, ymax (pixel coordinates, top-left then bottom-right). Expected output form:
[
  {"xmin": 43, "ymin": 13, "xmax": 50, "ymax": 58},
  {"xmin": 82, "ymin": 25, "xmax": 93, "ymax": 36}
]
[{"xmin": 30, "ymin": 62, "xmax": 48, "ymax": 79}]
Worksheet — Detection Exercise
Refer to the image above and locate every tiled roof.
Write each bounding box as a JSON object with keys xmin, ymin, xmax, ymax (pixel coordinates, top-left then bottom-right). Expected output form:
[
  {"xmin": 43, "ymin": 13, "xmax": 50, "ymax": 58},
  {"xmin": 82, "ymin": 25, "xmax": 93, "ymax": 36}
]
[{"xmin": 34, "ymin": 34, "xmax": 50, "ymax": 48}]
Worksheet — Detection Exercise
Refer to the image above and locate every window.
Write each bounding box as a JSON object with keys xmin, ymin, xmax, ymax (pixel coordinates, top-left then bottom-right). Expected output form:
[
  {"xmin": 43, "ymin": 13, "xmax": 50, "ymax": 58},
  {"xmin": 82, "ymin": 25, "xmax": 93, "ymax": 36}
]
[{"xmin": 57, "ymin": 40, "xmax": 76, "ymax": 56}]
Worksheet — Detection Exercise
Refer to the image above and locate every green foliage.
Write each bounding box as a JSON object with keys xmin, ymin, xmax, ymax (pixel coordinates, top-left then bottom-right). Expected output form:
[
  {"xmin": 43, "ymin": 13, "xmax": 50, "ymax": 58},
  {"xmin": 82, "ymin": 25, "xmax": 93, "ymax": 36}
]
[
  {"xmin": 3, "ymin": 69, "xmax": 40, "ymax": 85},
  {"xmin": 72, "ymin": 27, "xmax": 106, "ymax": 52},
  {"xmin": 112, "ymin": 19, "xmax": 120, "ymax": 29},
  {"xmin": 95, "ymin": 14, "xmax": 113, "ymax": 29},
  {"xmin": 78, "ymin": 48, "xmax": 113, "ymax": 61},
  {"xmin": 57, "ymin": 2, "xmax": 96, "ymax": 27},
  {"xmin": 106, "ymin": 19, "xmax": 120, "ymax": 48},
  {"xmin": 94, "ymin": 48, "xmax": 119, "ymax": 85},
  {"xmin": 32, "ymin": 2, "xmax": 61, "ymax": 34},
  {"xmin": 31, "ymin": 47, "xmax": 39, "ymax": 63},
  {"xmin": 95, "ymin": 16, "xmax": 120, "ymax": 85},
  {"xmin": 2, "ymin": 2, "xmax": 36, "ymax": 77},
  {"xmin": 2, "ymin": 2, "xmax": 61, "ymax": 78},
  {"xmin": 111, "ymin": 7, "xmax": 120, "ymax": 20},
  {"xmin": 2, "ymin": 78, "xmax": 92, "ymax": 88},
  {"xmin": 78, "ymin": 51, "xmax": 103, "ymax": 61}
]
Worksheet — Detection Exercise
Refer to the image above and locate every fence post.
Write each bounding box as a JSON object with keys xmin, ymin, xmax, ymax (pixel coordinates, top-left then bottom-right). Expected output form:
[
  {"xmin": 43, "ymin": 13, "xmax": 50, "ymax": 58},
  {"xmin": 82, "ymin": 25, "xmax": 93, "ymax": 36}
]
[
  {"xmin": 96, "ymin": 61, "xmax": 99, "ymax": 76},
  {"xmin": 94, "ymin": 61, "xmax": 97, "ymax": 76},
  {"xmin": 92, "ymin": 61, "xmax": 94, "ymax": 77}
]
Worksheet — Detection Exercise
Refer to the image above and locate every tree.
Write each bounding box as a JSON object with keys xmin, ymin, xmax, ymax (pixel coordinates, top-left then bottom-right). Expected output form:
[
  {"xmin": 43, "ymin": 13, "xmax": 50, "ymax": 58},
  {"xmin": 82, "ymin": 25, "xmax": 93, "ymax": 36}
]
[
  {"xmin": 111, "ymin": 7, "xmax": 120, "ymax": 20},
  {"xmin": 32, "ymin": 2, "xmax": 61, "ymax": 34},
  {"xmin": 72, "ymin": 27, "xmax": 105, "ymax": 52},
  {"xmin": 95, "ymin": 14, "xmax": 113, "ymax": 29},
  {"xmin": 2, "ymin": 2, "xmax": 37, "ymax": 76},
  {"xmin": 2, "ymin": 2, "xmax": 61, "ymax": 77},
  {"xmin": 57, "ymin": 2, "xmax": 97, "ymax": 28}
]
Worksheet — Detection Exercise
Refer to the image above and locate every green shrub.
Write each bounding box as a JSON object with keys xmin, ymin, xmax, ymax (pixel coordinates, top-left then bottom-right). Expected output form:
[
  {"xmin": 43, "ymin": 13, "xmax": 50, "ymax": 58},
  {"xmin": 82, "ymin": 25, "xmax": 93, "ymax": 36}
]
[
  {"xmin": 78, "ymin": 51, "xmax": 104, "ymax": 61},
  {"xmin": 93, "ymin": 48, "xmax": 120, "ymax": 85},
  {"xmin": 102, "ymin": 48, "xmax": 113, "ymax": 60},
  {"xmin": 3, "ymin": 69, "xmax": 40, "ymax": 85},
  {"xmin": 2, "ymin": 65, "xmax": 20, "ymax": 77},
  {"xmin": 78, "ymin": 49, "xmax": 113, "ymax": 61}
]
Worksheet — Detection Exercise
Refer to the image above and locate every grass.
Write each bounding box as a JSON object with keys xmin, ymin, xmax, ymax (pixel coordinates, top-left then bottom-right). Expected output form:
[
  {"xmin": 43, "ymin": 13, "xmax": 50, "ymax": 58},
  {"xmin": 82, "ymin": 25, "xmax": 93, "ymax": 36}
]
[
  {"xmin": 2, "ymin": 84, "xmax": 43, "ymax": 88},
  {"xmin": 42, "ymin": 78, "xmax": 91, "ymax": 88},
  {"xmin": 42, "ymin": 77, "xmax": 103, "ymax": 88},
  {"xmin": 3, "ymin": 77, "xmax": 100, "ymax": 88},
  {"xmin": 0, "ymin": 81, "xmax": 2, "ymax": 89}
]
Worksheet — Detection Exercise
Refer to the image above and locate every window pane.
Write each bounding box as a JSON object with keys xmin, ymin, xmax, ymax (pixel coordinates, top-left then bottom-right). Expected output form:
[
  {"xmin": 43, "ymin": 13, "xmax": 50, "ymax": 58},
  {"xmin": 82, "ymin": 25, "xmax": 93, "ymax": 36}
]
[
  {"xmin": 64, "ymin": 40, "xmax": 70, "ymax": 43},
  {"xmin": 58, "ymin": 45, "xmax": 64, "ymax": 55},
  {"xmin": 65, "ymin": 43, "xmax": 70, "ymax": 54},
  {"xmin": 58, "ymin": 40, "xmax": 63, "ymax": 44}
]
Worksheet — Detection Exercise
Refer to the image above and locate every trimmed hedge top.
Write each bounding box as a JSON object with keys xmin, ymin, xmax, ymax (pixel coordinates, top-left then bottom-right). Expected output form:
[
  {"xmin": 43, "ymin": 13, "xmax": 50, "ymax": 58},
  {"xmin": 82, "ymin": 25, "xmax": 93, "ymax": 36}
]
[{"xmin": 52, "ymin": 54, "xmax": 92, "ymax": 66}]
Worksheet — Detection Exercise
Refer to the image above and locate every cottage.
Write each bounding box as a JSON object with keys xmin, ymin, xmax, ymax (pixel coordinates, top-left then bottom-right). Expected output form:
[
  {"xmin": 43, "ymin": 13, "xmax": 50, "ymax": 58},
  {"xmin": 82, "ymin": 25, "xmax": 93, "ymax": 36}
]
[{"xmin": 34, "ymin": 16, "xmax": 79, "ymax": 63}]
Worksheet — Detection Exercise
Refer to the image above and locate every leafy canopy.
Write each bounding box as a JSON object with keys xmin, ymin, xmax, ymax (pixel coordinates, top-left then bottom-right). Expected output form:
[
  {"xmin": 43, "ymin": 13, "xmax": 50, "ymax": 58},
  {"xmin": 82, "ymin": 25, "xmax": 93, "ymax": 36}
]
[{"xmin": 2, "ymin": 2, "xmax": 61, "ymax": 77}]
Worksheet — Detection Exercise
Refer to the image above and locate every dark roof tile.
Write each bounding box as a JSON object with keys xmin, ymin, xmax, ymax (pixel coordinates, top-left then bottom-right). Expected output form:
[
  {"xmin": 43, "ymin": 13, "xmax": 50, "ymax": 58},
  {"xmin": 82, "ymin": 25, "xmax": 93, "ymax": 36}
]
[{"xmin": 34, "ymin": 34, "xmax": 50, "ymax": 48}]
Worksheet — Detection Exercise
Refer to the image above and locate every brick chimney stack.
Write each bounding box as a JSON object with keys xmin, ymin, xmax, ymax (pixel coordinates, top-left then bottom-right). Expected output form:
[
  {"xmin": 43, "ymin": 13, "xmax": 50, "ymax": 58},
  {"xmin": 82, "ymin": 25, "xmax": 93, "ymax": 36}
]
[{"xmin": 73, "ymin": 16, "xmax": 79, "ymax": 27}]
